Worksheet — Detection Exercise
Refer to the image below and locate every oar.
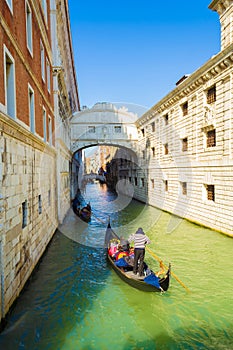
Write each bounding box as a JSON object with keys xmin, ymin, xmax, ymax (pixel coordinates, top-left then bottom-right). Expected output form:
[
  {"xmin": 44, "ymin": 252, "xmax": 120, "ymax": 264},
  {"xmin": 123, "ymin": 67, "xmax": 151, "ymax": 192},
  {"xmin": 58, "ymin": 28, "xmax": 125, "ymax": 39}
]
[{"xmin": 146, "ymin": 246, "xmax": 191, "ymax": 293}]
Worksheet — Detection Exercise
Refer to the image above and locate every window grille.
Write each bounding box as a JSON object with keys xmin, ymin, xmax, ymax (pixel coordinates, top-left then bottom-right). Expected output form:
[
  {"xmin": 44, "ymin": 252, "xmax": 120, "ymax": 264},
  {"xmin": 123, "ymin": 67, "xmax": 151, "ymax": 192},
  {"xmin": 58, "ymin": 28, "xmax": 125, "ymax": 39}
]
[
  {"xmin": 182, "ymin": 102, "xmax": 188, "ymax": 116},
  {"xmin": 207, "ymin": 185, "xmax": 215, "ymax": 201},
  {"xmin": 207, "ymin": 86, "xmax": 216, "ymax": 104},
  {"xmin": 207, "ymin": 129, "xmax": 216, "ymax": 147},
  {"xmin": 182, "ymin": 138, "xmax": 188, "ymax": 151}
]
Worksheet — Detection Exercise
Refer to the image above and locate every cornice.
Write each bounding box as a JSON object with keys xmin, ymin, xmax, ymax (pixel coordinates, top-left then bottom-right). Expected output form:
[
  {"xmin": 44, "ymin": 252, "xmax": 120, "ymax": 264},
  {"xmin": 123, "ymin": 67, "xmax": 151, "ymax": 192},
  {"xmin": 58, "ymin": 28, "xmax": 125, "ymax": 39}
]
[
  {"xmin": 0, "ymin": 14, "xmax": 54, "ymax": 116},
  {"xmin": 137, "ymin": 44, "xmax": 233, "ymax": 126},
  {"xmin": 0, "ymin": 112, "xmax": 56, "ymax": 156},
  {"xmin": 209, "ymin": 0, "xmax": 233, "ymax": 15}
]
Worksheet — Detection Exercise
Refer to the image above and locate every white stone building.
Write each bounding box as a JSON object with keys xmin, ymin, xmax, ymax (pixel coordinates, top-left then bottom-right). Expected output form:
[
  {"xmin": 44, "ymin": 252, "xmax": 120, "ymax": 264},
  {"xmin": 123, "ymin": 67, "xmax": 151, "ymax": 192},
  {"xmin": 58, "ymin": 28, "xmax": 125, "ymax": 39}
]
[{"xmin": 134, "ymin": 0, "xmax": 233, "ymax": 237}]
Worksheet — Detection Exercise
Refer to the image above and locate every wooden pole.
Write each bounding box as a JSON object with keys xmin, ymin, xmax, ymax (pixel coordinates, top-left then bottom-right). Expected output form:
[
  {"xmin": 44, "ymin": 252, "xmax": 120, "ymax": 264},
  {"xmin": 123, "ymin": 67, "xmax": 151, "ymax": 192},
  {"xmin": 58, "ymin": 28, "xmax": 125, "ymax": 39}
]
[{"xmin": 146, "ymin": 246, "xmax": 191, "ymax": 293}]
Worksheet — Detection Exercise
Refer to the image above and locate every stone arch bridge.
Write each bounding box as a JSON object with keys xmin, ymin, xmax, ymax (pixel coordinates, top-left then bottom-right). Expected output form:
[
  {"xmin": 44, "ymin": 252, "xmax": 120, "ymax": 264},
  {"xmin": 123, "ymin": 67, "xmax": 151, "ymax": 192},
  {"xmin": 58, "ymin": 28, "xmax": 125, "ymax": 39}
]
[{"xmin": 70, "ymin": 102, "xmax": 140, "ymax": 154}]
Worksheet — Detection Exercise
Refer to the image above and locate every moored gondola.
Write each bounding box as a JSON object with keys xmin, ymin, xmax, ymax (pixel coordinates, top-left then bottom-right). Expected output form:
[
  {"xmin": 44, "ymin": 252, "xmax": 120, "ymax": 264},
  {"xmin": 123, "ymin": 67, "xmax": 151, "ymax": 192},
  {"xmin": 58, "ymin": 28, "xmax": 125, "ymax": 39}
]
[
  {"xmin": 72, "ymin": 198, "xmax": 91, "ymax": 222},
  {"xmin": 105, "ymin": 222, "xmax": 171, "ymax": 292}
]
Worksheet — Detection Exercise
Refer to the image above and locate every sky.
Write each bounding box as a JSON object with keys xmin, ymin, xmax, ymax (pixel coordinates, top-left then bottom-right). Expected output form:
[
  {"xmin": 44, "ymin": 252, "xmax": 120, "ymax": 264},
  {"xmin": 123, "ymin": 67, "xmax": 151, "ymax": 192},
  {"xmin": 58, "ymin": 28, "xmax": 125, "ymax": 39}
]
[{"xmin": 68, "ymin": 0, "xmax": 220, "ymax": 115}]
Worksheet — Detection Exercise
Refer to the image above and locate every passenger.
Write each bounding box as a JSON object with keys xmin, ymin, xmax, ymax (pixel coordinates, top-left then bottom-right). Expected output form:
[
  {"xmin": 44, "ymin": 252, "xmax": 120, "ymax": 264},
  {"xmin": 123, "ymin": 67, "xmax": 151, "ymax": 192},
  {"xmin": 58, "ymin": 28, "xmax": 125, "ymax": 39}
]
[
  {"xmin": 120, "ymin": 236, "xmax": 130, "ymax": 252},
  {"xmin": 128, "ymin": 227, "xmax": 151, "ymax": 277}
]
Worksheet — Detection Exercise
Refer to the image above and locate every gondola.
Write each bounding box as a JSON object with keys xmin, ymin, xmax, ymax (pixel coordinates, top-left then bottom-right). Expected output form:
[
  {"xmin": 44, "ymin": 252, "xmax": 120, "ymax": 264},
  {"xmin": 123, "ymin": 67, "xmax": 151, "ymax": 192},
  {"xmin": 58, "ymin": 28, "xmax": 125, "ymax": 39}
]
[
  {"xmin": 105, "ymin": 222, "xmax": 171, "ymax": 292},
  {"xmin": 72, "ymin": 198, "xmax": 91, "ymax": 222}
]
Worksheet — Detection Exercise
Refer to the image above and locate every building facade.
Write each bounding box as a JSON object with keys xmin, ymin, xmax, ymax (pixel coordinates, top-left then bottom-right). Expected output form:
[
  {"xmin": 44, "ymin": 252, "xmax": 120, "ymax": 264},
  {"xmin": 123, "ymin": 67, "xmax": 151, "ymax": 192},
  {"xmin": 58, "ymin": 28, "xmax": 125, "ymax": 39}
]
[
  {"xmin": 0, "ymin": 0, "xmax": 79, "ymax": 323},
  {"xmin": 133, "ymin": 0, "xmax": 233, "ymax": 236},
  {"xmin": 50, "ymin": 0, "xmax": 80, "ymax": 222}
]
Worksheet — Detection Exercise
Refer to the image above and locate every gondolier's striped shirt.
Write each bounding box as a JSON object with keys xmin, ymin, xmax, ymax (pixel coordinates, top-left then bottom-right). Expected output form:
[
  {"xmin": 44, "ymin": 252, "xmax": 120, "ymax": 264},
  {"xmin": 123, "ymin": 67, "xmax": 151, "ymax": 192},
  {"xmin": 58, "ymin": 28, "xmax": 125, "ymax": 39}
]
[{"xmin": 128, "ymin": 233, "xmax": 151, "ymax": 249}]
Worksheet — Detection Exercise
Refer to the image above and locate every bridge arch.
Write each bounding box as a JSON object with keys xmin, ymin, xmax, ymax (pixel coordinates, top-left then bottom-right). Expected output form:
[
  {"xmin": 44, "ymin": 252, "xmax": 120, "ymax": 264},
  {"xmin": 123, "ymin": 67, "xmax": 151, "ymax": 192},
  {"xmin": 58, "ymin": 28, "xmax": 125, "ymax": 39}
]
[{"xmin": 70, "ymin": 102, "xmax": 139, "ymax": 154}]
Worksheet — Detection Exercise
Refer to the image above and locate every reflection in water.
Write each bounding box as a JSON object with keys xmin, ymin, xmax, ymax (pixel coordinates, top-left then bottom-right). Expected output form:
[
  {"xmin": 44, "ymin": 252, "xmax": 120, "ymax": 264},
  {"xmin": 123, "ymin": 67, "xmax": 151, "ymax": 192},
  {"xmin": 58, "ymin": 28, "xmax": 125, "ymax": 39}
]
[{"xmin": 0, "ymin": 183, "xmax": 232, "ymax": 350}]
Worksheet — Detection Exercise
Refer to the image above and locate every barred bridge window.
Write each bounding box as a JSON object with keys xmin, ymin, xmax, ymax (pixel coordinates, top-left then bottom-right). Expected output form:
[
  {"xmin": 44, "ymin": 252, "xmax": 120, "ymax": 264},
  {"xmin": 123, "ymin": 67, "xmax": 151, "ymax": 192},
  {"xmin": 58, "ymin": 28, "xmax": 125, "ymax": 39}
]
[
  {"xmin": 207, "ymin": 129, "xmax": 216, "ymax": 147},
  {"xmin": 207, "ymin": 86, "xmax": 216, "ymax": 104}
]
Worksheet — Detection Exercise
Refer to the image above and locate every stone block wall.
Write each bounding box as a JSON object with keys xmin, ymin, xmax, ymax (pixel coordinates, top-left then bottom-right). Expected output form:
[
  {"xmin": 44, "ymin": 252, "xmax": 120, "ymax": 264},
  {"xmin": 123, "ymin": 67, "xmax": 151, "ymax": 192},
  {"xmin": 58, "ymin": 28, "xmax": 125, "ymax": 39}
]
[{"xmin": 0, "ymin": 113, "xmax": 58, "ymax": 320}]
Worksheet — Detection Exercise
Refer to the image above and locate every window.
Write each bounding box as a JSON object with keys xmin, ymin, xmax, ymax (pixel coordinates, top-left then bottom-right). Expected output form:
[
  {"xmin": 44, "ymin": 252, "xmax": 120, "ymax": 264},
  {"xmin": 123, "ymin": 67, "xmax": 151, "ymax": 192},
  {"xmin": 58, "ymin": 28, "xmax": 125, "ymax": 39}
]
[
  {"xmin": 28, "ymin": 85, "xmax": 35, "ymax": 133},
  {"xmin": 114, "ymin": 126, "xmax": 121, "ymax": 133},
  {"xmin": 164, "ymin": 180, "xmax": 168, "ymax": 192},
  {"xmin": 142, "ymin": 150, "xmax": 145, "ymax": 159},
  {"xmin": 40, "ymin": 40, "xmax": 45, "ymax": 81},
  {"xmin": 141, "ymin": 178, "xmax": 144, "ymax": 187},
  {"xmin": 182, "ymin": 138, "xmax": 188, "ymax": 152},
  {"xmin": 43, "ymin": 108, "xmax": 47, "ymax": 142},
  {"xmin": 207, "ymin": 86, "xmax": 216, "ymax": 104},
  {"xmin": 26, "ymin": 2, "xmax": 33, "ymax": 54},
  {"xmin": 38, "ymin": 195, "xmax": 42, "ymax": 214},
  {"xmin": 41, "ymin": 0, "xmax": 48, "ymax": 23},
  {"xmin": 206, "ymin": 185, "xmax": 215, "ymax": 201},
  {"xmin": 164, "ymin": 114, "xmax": 169, "ymax": 125},
  {"xmin": 48, "ymin": 116, "xmax": 52, "ymax": 146},
  {"xmin": 141, "ymin": 128, "xmax": 145, "ymax": 137},
  {"xmin": 151, "ymin": 122, "xmax": 155, "ymax": 132},
  {"xmin": 181, "ymin": 182, "xmax": 187, "ymax": 195},
  {"xmin": 22, "ymin": 200, "xmax": 28, "ymax": 228},
  {"xmin": 151, "ymin": 179, "xmax": 154, "ymax": 189},
  {"xmin": 182, "ymin": 102, "xmax": 188, "ymax": 116},
  {"xmin": 207, "ymin": 129, "xmax": 216, "ymax": 148},
  {"xmin": 46, "ymin": 58, "xmax": 50, "ymax": 92},
  {"xmin": 48, "ymin": 189, "xmax": 51, "ymax": 206},
  {"xmin": 134, "ymin": 177, "xmax": 137, "ymax": 186},
  {"xmin": 88, "ymin": 126, "xmax": 96, "ymax": 133},
  {"xmin": 151, "ymin": 147, "xmax": 155, "ymax": 157},
  {"xmin": 164, "ymin": 143, "xmax": 168, "ymax": 155},
  {"xmin": 4, "ymin": 47, "xmax": 16, "ymax": 118}
]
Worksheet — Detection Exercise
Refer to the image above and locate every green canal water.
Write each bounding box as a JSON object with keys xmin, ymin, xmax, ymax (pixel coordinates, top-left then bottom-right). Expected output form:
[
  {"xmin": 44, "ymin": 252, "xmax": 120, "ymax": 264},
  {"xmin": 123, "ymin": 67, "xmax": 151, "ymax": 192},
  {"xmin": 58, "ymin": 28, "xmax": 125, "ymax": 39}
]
[{"xmin": 0, "ymin": 183, "xmax": 232, "ymax": 350}]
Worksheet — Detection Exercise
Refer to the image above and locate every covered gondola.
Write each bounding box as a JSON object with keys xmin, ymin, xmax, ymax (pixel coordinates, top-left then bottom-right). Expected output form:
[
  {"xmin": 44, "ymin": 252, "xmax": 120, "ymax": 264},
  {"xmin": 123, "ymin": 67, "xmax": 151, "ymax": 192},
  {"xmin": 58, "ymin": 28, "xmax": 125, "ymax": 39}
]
[
  {"xmin": 105, "ymin": 222, "xmax": 171, "ymax": 292},
  {"xmin": 72, "ymin": 198, "xmax": 91, "ymax": 222}
]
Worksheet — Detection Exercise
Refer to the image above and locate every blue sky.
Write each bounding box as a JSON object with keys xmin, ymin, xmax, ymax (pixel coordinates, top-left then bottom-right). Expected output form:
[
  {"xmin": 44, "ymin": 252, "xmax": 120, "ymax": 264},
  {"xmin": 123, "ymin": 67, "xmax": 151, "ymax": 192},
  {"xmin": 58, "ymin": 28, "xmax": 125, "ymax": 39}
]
[{"xmin": 68, "ymin": 0, "xmax": 220, "ymax": 114}]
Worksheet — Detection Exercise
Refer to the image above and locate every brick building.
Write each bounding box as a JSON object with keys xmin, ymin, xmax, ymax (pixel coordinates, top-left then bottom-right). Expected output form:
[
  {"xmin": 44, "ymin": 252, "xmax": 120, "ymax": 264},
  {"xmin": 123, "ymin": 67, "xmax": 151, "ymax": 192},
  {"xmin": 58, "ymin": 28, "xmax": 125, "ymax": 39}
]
[{"xmin": 0, "ymin": 0, "xmax": 79, "ymax": 322}]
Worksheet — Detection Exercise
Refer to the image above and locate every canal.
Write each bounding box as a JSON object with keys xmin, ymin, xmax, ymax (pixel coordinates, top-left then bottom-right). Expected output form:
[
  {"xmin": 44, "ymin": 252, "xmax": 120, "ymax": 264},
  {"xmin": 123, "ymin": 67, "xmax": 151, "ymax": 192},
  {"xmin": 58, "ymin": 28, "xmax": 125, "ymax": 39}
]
[{"xmin": 0, "ymin": 183, "xmax": 232, "ymax": 350}]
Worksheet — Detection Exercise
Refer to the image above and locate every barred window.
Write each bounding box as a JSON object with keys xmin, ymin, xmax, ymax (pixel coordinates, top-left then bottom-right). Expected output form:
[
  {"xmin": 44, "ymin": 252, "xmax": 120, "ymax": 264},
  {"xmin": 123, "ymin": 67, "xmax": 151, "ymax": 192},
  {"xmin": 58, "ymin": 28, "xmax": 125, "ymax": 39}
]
[
  {"xmin": 114, "ymin": 126, "xmax": 121, "ymax": 133},
  {"xmin": 181, "ymin": 182, "xmax": 187, "ymax": 195},
  {"xmin": 182, "ymin": 102, "xmax": 188, "ymax": 116},
  {"xmin": 207, "ymin": 86, "xmax": 216, "ymax": 104},
  {"xmin": 207, "ymin": 129, "xmax": 216, "ymax": 147},
  {"xmin": 22, "ymin": 201, "xmax": 28, "ymax": 228},
  {"xmin": 151, "ymin": 122, "xmax": 155, "ymax": 132},
  {"xmin": 88, "ymin": 126, "xmax": 96, "ymax": 133},
  {"xmin": 206, "ymin": 185, "xmax": 215, "ymax": 201},
  {"xmin": 182, "ymin": 138, "xmax": 188, "ymax": 152},
  {"xmin": 38, "ymin": 195, "xmax": 42, "ymax": 214}
]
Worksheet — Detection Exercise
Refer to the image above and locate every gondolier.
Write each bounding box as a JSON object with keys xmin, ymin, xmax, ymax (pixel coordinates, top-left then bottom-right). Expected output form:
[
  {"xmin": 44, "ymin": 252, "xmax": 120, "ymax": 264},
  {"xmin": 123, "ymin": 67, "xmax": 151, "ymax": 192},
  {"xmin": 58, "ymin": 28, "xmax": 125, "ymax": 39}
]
[{"xmin": 128, "ymin": 228, "xmax": 151, "ymax": 277}]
